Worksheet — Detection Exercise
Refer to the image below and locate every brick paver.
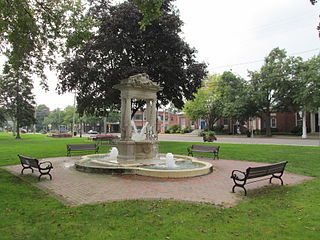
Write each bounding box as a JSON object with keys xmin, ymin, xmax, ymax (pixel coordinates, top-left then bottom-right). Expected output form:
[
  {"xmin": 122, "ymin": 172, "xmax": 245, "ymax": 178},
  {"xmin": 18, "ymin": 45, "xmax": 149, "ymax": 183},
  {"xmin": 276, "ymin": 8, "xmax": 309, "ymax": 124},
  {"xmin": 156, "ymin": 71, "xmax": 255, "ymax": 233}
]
[{"xmin": 3, "ymin": 157, "xmax": 312, "ymax": 207}]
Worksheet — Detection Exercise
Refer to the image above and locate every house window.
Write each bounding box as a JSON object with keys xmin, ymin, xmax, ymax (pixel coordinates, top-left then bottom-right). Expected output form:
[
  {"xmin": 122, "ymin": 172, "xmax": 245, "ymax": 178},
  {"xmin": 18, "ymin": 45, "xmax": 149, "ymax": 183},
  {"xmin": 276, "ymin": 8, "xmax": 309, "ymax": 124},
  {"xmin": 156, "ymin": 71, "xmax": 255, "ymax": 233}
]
[
  {"xmin": 134, "ymin": 114, "xmax": 142, "ymax": 120},
  {"xmin": 223, "ymin": 118, "xmax": 228, "ymax": 125},
  {"xmin": 271, "ymin": 117, "xmax": 277, "ymax": 128},
  {"xmin": 296, "ymin": 112, "xmax": 302, "ymax": 126}
]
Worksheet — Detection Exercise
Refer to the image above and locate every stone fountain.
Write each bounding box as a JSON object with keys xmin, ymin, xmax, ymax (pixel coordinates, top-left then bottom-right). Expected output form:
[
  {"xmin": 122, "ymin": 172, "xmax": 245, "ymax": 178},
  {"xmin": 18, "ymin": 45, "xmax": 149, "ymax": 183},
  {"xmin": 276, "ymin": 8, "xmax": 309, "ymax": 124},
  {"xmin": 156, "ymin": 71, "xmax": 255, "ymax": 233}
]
[
  {"xmin": 75, "ymin": 73, "xmax": 213, "ymax": 178},
  {"xmin": 113, "ymin": 73, "xmax": 162, "ymax": 164}
]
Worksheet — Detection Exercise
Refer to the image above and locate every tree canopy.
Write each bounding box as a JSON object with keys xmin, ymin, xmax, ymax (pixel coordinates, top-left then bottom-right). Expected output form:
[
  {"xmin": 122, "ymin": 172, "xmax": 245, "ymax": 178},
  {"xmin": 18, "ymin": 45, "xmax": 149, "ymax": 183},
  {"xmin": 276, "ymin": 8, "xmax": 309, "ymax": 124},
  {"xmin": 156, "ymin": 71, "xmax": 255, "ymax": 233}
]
[
  {"xmin": 218, "ymin": 71, "xmax": 256, "ymax": 123},
  {"xmin": 248, "ymin": 48, "xmax": 301, "ymax": 136},
  {"xmin": 183, "ymin": 75, "xmax": 223, "ymax": 131},
  {"xmin": 294, "ymin": 54, "xmax": 320, "ymax": 111},
  {"xmin": 58, "ymin": 0, "xmax": 207, "ymax": 115}
]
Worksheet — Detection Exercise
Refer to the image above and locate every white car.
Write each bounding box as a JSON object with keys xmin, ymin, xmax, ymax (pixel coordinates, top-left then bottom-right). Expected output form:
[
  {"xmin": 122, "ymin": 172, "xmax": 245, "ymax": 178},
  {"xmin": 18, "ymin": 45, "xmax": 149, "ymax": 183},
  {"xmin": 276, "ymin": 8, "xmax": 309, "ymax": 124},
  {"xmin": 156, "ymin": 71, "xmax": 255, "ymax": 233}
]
[{"xmin": 88, "ymin": 130, "xmax": 98, "ymax": 134}]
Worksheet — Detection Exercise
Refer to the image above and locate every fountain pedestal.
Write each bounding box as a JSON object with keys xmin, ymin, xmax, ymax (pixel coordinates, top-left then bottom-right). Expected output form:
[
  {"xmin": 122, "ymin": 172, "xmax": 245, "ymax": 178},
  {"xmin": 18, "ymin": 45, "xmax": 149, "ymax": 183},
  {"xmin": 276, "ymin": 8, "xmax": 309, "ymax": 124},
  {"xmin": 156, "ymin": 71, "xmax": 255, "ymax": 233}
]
[{"xmin": 117, "ymin": 140, "xmax": 159, "ymax": 164}]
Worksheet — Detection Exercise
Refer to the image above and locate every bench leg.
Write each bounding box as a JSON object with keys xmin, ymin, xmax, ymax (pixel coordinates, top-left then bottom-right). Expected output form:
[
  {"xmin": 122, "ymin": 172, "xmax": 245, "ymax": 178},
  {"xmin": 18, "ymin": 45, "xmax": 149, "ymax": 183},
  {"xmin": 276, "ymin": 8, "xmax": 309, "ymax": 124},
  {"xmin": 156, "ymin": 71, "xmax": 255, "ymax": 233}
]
[
  {"xmin": 232, "ymin": 184, "xmax": 247, "ymax": 196},
  {"xmin": 269, "ymin": 175, "xmax": 284, "ymax": 185},
  {"xmin": 21, "ymin": 167, "xmax": 33, "ymax": 175},
  {"xmin": 38, "ymin": 172, "xmax": 53, "ymax": 181},
  {"xmin": 231, "ymin": 176, "xmax": 248, "ymax": 196}
]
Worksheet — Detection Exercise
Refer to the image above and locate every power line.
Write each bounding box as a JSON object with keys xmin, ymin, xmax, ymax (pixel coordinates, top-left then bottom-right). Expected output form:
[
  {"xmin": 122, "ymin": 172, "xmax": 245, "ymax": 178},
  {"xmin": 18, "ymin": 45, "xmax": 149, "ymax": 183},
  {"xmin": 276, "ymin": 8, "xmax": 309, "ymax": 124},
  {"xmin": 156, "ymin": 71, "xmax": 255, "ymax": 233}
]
[{"xmin": 213, "ymin": 48, "xmax": 320, "ymax": 69}]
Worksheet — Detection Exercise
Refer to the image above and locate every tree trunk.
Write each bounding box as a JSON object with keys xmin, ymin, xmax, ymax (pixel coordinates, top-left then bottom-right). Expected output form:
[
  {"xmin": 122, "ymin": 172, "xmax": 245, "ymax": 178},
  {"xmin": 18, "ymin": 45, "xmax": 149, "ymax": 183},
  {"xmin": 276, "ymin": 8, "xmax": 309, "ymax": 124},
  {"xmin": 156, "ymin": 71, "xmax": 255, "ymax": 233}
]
[
  {"xmin": 265, "ymin": 110, "xmax": 272, "ymax": 137},
  {"xmin": 15, "ymin": 118, "xmax": 21, "ymax": 139}
]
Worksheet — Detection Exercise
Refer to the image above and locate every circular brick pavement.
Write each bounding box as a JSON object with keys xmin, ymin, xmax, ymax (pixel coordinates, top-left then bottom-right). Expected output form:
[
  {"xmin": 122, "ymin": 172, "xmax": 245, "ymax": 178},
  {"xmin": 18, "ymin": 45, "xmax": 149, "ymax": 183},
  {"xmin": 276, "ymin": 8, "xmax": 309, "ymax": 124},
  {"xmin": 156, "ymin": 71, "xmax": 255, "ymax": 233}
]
[{"xmin": 3, "ymin": 156, "xmax": 313, "ymax": 207}]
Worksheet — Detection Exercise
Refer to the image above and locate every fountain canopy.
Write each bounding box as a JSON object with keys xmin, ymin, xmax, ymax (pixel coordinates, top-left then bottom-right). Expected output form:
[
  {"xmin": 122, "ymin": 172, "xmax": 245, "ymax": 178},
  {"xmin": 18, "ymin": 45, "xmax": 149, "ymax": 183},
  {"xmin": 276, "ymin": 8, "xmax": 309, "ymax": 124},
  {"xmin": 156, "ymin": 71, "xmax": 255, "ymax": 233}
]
[{"xmin": 113, "ymin": 73, "xmax": 163, "ymax": 164}]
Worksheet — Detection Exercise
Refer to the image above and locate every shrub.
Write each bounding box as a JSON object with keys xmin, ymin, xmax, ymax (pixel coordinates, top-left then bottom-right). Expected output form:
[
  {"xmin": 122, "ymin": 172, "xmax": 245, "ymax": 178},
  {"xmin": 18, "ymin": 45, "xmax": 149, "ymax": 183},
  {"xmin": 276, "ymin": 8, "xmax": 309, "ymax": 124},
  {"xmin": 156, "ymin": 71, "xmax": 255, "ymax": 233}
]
[
  {"xmin": 168, "ymin": 124, "xmax": 180, "ymax": 133},
  {"xmin": 180, "ymin": 126, "xmax": 192, "ymax": 134},
  {"xmin": 199, "ymin": 130, "xmax": 216, "ymax": 137},
  {"xmin": 291, "ymin": 126, "xmax": 302, "ymax": 135},
  {"xmin": 206, "ymin": 131, "xmax": 216, "ymax": 137}
]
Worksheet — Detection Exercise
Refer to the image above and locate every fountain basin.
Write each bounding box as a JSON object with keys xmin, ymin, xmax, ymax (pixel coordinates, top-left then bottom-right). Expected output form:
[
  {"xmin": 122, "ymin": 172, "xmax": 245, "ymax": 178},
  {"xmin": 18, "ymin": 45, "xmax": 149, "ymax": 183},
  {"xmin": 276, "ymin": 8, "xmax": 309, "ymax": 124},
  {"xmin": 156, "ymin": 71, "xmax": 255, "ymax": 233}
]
[{"xmin": 75, "ymin": 154, "xmax": 213, "ymax": 178}]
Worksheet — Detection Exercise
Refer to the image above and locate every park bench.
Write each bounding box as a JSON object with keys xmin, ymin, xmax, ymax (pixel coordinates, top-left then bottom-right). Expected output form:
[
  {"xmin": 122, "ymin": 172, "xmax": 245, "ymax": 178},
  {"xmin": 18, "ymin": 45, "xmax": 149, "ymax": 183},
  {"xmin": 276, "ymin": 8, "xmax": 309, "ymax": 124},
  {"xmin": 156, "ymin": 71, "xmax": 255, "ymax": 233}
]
[
  {"xmin": 18, "ymin": 155, "xmax": 53, "ymax": 181},
  {"xmin": 67, "ymin": 143, "xmax": 99, "ymax": 156},
  {"xmin": 91, "ymin": 135, "xmax": 120, "ymax": 145},
  {"xmin": 231, "ymin": 161, "xmax": 288, "ymax": 196},
  {"xmin": 187, "ymin": 145, "xmax": 220, "ymax": 159}
]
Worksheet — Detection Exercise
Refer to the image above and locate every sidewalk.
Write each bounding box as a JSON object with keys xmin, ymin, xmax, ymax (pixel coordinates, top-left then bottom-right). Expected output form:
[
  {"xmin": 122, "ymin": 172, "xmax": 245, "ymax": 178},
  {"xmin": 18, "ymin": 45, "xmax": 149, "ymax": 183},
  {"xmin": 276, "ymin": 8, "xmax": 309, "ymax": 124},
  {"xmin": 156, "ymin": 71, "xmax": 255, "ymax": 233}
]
[{"xmin": 3, "ymin": 157, "xmax": 312, "ymax": 207}]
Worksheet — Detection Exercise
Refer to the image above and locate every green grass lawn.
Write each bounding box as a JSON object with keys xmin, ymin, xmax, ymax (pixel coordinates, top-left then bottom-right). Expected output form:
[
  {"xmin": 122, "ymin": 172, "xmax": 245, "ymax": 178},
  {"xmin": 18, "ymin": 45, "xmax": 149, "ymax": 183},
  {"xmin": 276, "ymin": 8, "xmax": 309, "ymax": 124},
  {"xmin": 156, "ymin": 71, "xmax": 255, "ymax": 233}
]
[{"xmin": 0, "ymin": 133, "xmax": 320, "ymax": 239}]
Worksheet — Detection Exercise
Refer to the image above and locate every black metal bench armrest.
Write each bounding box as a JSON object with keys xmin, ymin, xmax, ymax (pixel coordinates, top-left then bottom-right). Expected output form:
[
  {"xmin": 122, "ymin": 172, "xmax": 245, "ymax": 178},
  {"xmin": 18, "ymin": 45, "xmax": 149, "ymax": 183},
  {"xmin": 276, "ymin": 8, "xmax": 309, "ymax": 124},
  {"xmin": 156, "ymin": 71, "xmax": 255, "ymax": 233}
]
[
  {"xmin": 231, "ymin": 170, "xmax": 246, "ymax": 180},
  {"xmin": 187, "ymin": 147, "xmax": 192, "ymax": 155},
  {"xmin": 39, "ymin": 161, "xmax": 53, "ymax": 169}
]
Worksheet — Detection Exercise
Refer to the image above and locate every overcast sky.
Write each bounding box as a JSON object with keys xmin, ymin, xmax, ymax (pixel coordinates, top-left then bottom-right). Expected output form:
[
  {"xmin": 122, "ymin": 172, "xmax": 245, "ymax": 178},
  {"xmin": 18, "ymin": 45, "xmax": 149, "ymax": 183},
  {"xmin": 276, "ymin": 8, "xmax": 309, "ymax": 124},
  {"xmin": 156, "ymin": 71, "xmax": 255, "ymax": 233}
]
[{"xmin": 33, "ymin": 0, "xmax": 320, "ymax": 110}]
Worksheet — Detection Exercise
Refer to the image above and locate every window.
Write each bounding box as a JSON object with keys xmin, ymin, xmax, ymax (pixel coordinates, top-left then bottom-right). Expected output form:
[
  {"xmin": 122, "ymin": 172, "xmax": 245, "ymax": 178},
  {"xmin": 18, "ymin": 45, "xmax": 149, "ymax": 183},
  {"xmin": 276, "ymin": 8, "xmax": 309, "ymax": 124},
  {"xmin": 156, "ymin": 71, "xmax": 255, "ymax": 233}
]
[
  {"xmin": 222, "ymin": 118, "xmax": 228, "ymax": 125},
  {"xmin": 271, "ymin": 117, "xmax": 277, "ymax": 128},
  {"xmin": 296, "ymin": 112, "xmax": 302, "ymax": 126},
  {"xmin": 134, "ymin": 114, "xmax": 142, "ymax": 120}
]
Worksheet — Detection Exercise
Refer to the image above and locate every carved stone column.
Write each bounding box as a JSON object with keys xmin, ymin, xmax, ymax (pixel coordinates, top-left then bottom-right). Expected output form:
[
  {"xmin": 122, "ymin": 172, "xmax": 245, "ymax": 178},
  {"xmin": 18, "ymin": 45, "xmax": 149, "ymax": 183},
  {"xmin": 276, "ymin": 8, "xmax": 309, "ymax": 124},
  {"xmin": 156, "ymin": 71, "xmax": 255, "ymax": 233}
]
[
  {"xmin": 120, "ymin": 97, "xmax": 132, "ymax": 141},
  {"xmin": 150, "ymin": 99, "xmax": 157, "ymax": 138}
]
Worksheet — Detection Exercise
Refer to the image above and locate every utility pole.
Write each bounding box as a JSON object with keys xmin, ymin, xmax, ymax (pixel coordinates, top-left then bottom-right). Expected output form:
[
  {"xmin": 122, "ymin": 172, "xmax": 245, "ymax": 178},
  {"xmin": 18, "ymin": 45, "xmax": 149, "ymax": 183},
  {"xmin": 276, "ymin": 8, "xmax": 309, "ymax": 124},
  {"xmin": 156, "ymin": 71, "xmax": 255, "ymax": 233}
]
[{"xmin": 72, "ymin": 90, "xmax": 77, "ymax": 136}]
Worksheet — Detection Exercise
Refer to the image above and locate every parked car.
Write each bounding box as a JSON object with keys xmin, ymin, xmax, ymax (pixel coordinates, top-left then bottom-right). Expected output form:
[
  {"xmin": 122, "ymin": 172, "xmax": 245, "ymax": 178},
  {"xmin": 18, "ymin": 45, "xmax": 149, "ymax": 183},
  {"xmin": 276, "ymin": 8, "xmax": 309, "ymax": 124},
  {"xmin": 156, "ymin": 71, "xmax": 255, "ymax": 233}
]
[
  {"xmin": 88, "ymin": 130, "xmax": 98, "ymax": 134},
  {"xmin": 20, "ymin": 129, "xmax": 27, "ymax": 133}
]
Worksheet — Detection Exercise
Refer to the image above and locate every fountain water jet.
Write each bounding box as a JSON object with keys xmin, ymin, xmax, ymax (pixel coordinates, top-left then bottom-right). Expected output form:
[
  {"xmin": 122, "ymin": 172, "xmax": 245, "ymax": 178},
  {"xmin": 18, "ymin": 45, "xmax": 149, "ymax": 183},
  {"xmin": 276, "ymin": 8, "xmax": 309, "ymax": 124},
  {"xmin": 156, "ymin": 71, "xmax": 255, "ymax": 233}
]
[{"xmin": 165, "ymin": 153, "xmax": 177, "ymax": 168}]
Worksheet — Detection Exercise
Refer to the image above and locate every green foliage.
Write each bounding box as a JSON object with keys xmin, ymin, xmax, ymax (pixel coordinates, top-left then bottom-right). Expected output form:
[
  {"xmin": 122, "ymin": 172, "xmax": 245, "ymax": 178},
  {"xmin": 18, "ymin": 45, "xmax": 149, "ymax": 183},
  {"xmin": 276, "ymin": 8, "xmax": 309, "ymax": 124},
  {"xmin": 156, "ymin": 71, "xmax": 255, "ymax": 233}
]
[
  {"xmin": 135, "ymin": 0, "xmax": 164, "ymax": 30},
  {"xmin": 168, "ymin": 124, "xmax": 180, "ymax": 133},
  {"xmin": 44, "ymin": 108, "xmax": 66, "ymax": 131},
  {"xmin": 0, "ymin": 0, "xmax": 80, "ymax": 85},
  {"xmin": 180, "ymin": 126, "xmax": 192, "ymax": 134},
  {"xmin": 219, "ymin": 71, "xmax": 257, "ymax": 122},
  {"xmin": 1, "ymin": 135, "xmax": 320, "ymax": 239},
  {"xmin": 249, "ymin": 48, "xmax": 301, "ymax": 136},
  {"xmin": 0, "ymin": 73, "xmax": 36, "ymax": 138},
  {"xmin": 293, "ymin": 55, "xmax": 320, "ymax": 111},
  {"xmin": 58, "ymin": 0, "xmax": 207, "ymax": 115},
  {"xmin": 35, "ymin": 104, "xmax": 50, "ymax": 132},
  {"xmin": 183, "ymin": 74, "xmax": 222, "ymax": 131},
  {"xmin": 291, "ymin": 126, "xmax": 302, "ymax": 135},
  {"xmin": 205, "ymin": 130, "xmax": 216, "ymax": 137}
]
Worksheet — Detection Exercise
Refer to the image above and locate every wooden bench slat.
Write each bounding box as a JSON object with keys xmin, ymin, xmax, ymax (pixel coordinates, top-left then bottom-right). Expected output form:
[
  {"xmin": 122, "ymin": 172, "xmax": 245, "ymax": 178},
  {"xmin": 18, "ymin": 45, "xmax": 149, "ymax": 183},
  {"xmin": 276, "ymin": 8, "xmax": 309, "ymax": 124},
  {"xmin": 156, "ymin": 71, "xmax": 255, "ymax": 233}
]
[
  {"xmin": 67, "ymin": 144, "xmax": 99, "ymax": 156},
  {"xmin": 187, "ymin": 145, "xmax": 220, "ymax": 159}
]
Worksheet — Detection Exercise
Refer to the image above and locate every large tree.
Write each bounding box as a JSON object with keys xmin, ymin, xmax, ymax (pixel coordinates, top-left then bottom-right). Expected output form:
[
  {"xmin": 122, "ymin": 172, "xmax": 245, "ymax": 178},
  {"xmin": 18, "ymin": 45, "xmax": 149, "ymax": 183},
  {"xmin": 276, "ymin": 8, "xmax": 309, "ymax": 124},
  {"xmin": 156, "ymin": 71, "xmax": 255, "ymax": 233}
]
[
  {"xmin": 249, "ymin": 48, "xmax": 301, "ymax": 136},
  {"xmin": 0, "ymin": 0, "xmax": 85, "ymax": 137},
  {"xmin": 293, "ymin": 55, "xmax": 320, "ymax": 138},
  {"xmin": 0, "ymin": 0, "xmax": 81, "ymax": 86},
  {"xmin": 294, "ymin": 55, "xmax": 320, "ymax": 111},
  {"xmin": 0, "ymin": 72, "xmax": 35, "ymax": 138},
  {"xmin": 183, "ymin": 75, "xmax": 223, "ymax": 131},
  {"xmin": 218, "ymin": 71, "xmax": 257, "ymax": 123},
  {"xmin": 35, "ymin": 104, "xmax": 50, "ymax": 131},
  {"xmin": 58, "ymin": 0, "xmax": 207, "ymax": 115}
]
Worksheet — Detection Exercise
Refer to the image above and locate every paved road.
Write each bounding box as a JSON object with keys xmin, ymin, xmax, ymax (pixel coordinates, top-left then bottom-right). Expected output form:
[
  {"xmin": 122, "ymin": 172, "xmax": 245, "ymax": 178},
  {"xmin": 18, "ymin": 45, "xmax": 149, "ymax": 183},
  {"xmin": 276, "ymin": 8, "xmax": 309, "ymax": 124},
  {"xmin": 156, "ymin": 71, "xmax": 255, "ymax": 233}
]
[
  {"xmin": 158, "ymin": 134, "xmax": 320, "ymax": 147},
  {"xmin": 82, "ymin": 133, "xmax": 320, "ymax": 146}
]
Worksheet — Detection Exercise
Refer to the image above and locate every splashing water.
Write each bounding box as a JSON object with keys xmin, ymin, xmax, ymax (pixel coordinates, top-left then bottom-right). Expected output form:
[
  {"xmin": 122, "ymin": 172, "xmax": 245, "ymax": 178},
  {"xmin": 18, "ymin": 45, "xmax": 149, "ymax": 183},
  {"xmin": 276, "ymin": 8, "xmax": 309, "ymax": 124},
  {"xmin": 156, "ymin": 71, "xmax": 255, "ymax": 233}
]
[
  {"xmin": 165, "ymin": 153, "xmax": 177, "ymax": 168},
  {"xmin": 108, "ymin": 147, "xmax": 119, "ymax": 162},
  {"xmin": 131, "ymin": 120, "xmax": 149, "ymax": 141}
]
